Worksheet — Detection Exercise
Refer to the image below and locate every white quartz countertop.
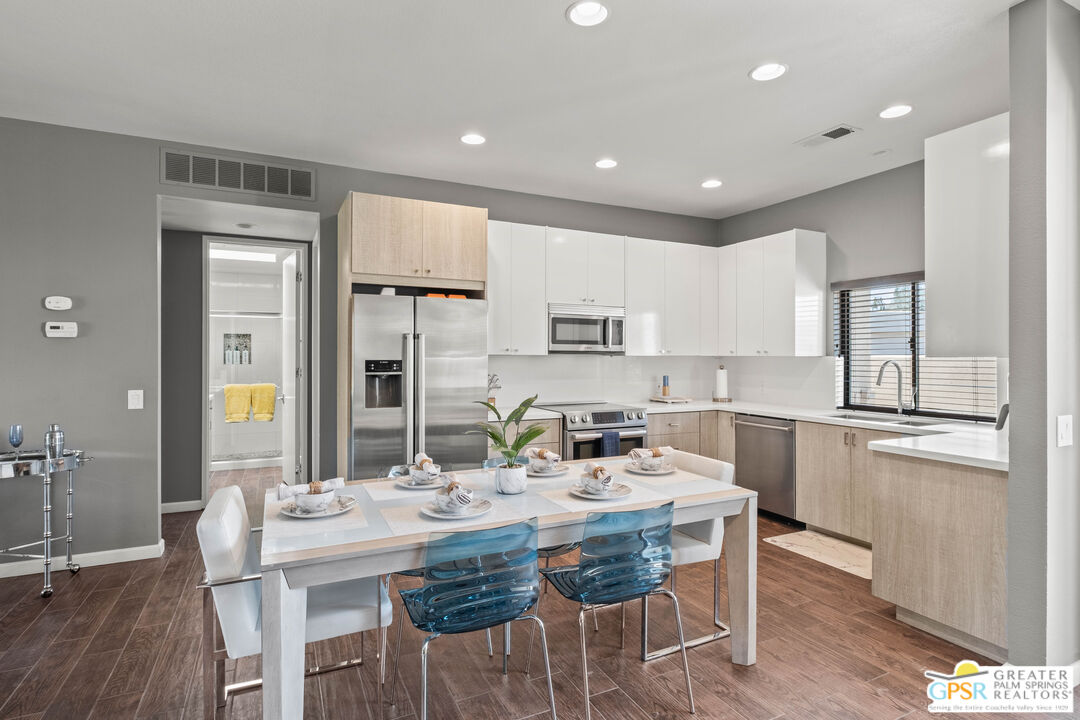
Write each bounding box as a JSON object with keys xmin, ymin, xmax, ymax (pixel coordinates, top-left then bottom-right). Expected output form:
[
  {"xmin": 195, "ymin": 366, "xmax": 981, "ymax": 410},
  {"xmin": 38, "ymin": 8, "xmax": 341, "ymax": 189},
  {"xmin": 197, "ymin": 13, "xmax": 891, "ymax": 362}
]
[{"xmin": 638, "ymin": 398, "xmax": 1007, "ymax": 471}]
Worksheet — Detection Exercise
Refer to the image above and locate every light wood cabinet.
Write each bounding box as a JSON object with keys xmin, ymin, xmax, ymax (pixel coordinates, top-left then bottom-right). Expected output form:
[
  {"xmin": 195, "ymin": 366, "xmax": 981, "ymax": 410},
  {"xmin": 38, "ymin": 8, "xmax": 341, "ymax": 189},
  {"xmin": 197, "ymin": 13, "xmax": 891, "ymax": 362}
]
[
  {"xmin": 647, "ymin": 411, "xmax": 701, "ymax": 454},
  {"xmin": 794, "ymin": 422, "xmax": 853, "ymax": 535},
  {"xmin": 487, "ymin": 221, "xmax": 547, "ymax": 355},
  {"xmin": 488, "ymin": 418, "xmax": 562, "ymax": 457},
  {"xmin": 699, "ymin": 411, "xmax": 719, "ymax": 459},
  {"xmin": 545, "ymin": 228, "xmax": 625, "ymax": 306},
  {"xmin": 338, "ymin": 192, "xmax": 487, "ymax": 290},
  {"xmin": 716, "ymin": 410, "xmax": 736, "ymax": 465},
  {"xmin": 795, "ymin": 421, "xmax": 907, "ymax": 542},
  {"xmin": 347, "ymin": 192, "xmax": 424, "ymax": 277}
]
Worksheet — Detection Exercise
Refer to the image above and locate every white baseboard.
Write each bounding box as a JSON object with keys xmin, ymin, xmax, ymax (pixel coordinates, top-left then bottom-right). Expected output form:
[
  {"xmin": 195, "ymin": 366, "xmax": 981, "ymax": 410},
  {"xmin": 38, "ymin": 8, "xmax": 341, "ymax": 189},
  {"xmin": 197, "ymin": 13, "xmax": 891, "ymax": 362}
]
[
  {"xmin": 0, "ymin": 538, "xmax": 165, "ymax": 579},
  {"xmin": 161, "ymin": 500, "xmax": 205, "ymax": 513}
]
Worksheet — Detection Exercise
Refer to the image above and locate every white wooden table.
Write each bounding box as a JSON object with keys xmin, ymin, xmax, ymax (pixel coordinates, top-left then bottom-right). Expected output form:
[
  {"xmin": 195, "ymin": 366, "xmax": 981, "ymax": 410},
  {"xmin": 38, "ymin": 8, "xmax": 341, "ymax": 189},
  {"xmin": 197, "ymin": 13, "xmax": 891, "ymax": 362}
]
[{"xmin": 259, "ymin": 457, "xmax": 758, "ymax": 720}]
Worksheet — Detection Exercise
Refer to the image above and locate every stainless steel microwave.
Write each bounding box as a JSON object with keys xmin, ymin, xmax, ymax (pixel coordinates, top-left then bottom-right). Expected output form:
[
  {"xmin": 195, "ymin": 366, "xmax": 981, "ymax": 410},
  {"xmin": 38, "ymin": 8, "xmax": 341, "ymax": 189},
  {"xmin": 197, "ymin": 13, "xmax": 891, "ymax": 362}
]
[{"xmin": 547, "ymin": 304, "xmax": 626, "ymax": 354}]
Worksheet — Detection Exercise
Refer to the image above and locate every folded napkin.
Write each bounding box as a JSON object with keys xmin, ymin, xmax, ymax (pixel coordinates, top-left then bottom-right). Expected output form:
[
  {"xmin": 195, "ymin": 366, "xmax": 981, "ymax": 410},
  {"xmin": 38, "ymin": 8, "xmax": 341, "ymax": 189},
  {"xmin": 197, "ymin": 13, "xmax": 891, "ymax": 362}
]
[
  {"xmin": 278, "ymin": 477, "xmax": 345, "ymax": 500},
  {"xmin": 584, "ymin": 462, "xmax": 613, "ymax": 481},
  {"xmin": 628, "ymin": 446, "xmax": 675, "ymax": 462},
  {"xmin": 582, "ymin": 462, "xmax": 613, "ymax": 493},
  {"xmin": 435, "ymin": 479, "xmax": 473, "ymax": 512},
  {"xmin": 525, "ymin": 447, "xmax": 561, "ymax": 462},
  {"xmin": 413, "ymin": 452, "xmax": 441, "ymax": 476}
]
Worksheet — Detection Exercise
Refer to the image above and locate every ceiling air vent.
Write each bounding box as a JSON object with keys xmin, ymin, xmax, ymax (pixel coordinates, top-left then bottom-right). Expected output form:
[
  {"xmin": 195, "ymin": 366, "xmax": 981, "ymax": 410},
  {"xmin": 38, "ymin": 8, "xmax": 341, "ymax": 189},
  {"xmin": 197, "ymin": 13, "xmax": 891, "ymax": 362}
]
[
  {"xmin": 796, "ymin": 124, "xmax": 860, "ymax": 148},
  {"xmin": 159, "ymin": 148, "xmax": 315, "ymax": 200}
]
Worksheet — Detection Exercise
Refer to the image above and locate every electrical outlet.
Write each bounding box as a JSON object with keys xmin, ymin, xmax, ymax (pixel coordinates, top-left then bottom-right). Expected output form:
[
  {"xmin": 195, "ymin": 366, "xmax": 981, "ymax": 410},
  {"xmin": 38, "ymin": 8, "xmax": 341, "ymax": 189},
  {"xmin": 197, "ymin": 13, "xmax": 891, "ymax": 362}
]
[
  {"xmin": 128, "ymin": 389, "xmax": 144, "ymax": 410},
  {"xmin": 1056, "ymin": 415, "xmax": 1073, "ymax": 447}
]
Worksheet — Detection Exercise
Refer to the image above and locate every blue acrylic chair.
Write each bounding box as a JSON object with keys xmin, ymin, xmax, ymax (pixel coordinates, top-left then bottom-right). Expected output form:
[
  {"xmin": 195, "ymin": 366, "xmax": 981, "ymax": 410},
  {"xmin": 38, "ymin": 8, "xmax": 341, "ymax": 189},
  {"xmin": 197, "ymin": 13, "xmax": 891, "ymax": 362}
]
[
  {"xmin": 541, "ymin": 502, "xmax": 694, "ymax": 720},
  {"xmin": 388, "ymin": 518, "xmax": 556, "ymax": 720}
]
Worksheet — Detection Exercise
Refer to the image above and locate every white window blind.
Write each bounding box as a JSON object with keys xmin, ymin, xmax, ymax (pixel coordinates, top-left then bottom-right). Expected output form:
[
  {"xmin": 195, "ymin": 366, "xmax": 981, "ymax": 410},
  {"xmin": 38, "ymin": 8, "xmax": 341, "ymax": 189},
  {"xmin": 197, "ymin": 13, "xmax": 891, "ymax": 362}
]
[{"xmin": 833, "ymin": 278, "xmax": 997, "ymax": 420}]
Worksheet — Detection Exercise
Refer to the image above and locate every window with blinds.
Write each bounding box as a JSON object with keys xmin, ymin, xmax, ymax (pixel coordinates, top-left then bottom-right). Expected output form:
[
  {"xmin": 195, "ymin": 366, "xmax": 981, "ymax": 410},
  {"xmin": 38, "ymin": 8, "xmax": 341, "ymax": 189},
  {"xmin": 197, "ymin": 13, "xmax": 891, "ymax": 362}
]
[{"xmin": 833, "ymin": 276, "xmax": 998, "ymax": 420}]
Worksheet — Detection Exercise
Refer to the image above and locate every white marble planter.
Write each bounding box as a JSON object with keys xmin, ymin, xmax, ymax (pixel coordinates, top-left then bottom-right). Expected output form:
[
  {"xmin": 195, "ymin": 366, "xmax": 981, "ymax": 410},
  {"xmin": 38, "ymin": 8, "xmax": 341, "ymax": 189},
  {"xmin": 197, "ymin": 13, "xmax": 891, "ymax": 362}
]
[{"xmin": 494, "ymin": 464, "xmax": 527, "ymax": 495}]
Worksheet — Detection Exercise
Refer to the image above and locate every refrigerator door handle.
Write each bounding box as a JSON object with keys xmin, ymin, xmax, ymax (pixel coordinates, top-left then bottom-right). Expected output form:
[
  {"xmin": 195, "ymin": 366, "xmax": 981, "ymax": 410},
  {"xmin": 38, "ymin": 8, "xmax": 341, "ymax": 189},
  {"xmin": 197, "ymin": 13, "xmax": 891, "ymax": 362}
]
[
  {"xmin": 416, "ymin": 332, "xmax": 426, "ymax": 454},
  {"xmin": 402, "ymin": 333, "xmax": 415, "ymax": 464}
]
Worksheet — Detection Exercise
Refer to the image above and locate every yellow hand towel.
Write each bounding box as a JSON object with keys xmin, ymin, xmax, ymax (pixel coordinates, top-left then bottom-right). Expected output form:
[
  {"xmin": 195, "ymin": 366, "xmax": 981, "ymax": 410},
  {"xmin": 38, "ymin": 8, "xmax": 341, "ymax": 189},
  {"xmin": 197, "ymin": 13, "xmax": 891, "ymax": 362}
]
[
  {"xmin": 224, "ymin": 384, "xmax": 251, "ymax": 423},
  {"xmin": 251, "ymin": 383, "xmax": 277, "ymax": 422}
]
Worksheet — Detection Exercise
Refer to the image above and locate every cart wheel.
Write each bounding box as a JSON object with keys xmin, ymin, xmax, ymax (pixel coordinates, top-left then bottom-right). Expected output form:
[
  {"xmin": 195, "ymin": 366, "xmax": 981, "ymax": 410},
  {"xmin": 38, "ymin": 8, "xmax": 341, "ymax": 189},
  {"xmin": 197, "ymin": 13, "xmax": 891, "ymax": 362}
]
[
  {"xmin": 40, "ymin": 588, "xmax": 53, "ymax": 598},
  {"xmin": 68, "ymin": 564, "xmax": 80, "ymax": 574}
]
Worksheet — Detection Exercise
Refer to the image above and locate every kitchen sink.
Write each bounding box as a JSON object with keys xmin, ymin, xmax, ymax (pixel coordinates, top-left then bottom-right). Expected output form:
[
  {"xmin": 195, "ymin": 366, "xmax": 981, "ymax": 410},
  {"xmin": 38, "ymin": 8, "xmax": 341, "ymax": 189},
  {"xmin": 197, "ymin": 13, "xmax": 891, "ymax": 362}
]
[
  {"xmin": 886, "ymin": 419, "xmax": 943, "ymax": 427},
  {"xmin": 827, "ymin": 412, "xmax": 900, "ymax": 421}
]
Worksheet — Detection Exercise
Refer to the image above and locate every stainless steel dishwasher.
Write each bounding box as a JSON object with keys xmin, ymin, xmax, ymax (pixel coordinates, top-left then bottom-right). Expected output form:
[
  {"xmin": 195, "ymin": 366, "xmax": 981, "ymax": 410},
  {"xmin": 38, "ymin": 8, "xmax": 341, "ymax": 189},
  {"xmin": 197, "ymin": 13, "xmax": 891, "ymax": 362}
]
[{"xmin": 734, "ymin": 414, "xmax": 795, "ymax": 519}]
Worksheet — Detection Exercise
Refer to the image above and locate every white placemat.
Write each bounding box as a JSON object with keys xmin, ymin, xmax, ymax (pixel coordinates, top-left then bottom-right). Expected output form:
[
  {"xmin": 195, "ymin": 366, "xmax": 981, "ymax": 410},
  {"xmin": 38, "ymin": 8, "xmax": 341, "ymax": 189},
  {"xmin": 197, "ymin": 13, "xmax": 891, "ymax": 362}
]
[
  {"xmin": 360, "ymin": 479, "xmax": 440, "ymax": 502},
  {"xmin": 539, "ymin": 479, "xmax": 670, "ymax": 513},
  {"xmin": 379, "ymin": 496, "xmax": 524, "ymax": 536},
  {"xmin": 265, "ymin": 493, "xmax": 369, "ymax": 538}
]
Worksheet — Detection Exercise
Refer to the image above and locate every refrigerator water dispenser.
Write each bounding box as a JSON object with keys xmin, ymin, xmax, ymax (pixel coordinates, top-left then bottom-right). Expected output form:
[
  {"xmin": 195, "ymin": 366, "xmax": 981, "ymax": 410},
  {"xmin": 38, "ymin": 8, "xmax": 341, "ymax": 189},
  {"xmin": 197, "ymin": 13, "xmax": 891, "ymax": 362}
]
[{"xmin": 364, "ymin": 360, "xmax": 402, "ymax": 409}]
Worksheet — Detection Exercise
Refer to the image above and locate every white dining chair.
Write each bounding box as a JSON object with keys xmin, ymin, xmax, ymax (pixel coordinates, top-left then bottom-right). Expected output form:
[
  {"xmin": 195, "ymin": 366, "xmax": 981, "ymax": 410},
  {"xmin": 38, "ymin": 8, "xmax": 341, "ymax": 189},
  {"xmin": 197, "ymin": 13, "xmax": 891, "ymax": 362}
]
[
  {"xmin": 639, "ymin": 451, "xmax": 734, "ymax": 661},
  {"xmin": 196, "ymin": 486, "xmax": 393, "ymax": 719}
]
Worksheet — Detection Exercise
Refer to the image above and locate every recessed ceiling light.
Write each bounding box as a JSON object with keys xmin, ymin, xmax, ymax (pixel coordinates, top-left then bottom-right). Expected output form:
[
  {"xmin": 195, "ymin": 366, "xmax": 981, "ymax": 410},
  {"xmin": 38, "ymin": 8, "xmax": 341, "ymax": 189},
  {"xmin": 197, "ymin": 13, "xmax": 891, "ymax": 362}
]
[
  {"xmin": 566, "ymin": 1, "xmax": 608, "ymax": 27},
  {"xmin": 701, "ymin": 179, "xmax": 723, "ymax": 189},
  {"xmin": 749, "ymin": 63, "xmax": 787, "ymax": 82},
  {"xmin": 460, "ymin": 133, "xmax": 486, "ymax": 145},
  {"xmin": 209, "ymin": 249, "xmax": 276, "ymax": 263},
  {"xmin": 595, "ymin": 158, "xmax": 617, "ymax": 169},
  {"xmin": 879, "ymin": 104, "xmax": 912, "ymax": 119}
]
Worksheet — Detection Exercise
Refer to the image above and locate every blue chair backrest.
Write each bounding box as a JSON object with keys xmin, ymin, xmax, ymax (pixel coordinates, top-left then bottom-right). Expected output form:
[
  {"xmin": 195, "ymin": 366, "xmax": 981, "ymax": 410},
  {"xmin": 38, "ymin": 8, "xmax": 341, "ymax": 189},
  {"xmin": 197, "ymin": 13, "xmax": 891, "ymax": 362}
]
[
  {"xmin": 482, "ymin": 455, "xmax": 528, "ymax": 468},
  {"xmin": 575, "ymin": 502, "xmax": 674, "ymax": 605},
  {"xmin": 411, "ymin": 518, "xmax": 539, "ymax": 634}
]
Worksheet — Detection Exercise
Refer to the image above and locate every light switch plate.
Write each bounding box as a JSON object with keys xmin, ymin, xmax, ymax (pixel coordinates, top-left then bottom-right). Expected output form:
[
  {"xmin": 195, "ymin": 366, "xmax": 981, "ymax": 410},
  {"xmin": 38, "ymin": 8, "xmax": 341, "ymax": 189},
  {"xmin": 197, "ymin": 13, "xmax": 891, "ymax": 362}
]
[
  {"xmin": 128, "ymin": 389, "xmax": 144, "ymax": 410},
  {"xmin": 1057, "ymin": 415, "xmax": 1073, "ymax": 447}
]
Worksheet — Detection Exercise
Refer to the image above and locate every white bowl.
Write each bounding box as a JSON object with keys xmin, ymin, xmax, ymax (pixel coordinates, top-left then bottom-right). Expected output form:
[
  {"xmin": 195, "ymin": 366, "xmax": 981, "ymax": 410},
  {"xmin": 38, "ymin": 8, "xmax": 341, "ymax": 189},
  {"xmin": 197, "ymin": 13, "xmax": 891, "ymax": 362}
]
[
  {"xmin": 409, "ymin": 465, "xmax": 440, "ymax": 484},
  {"xmin": 295, "ymin": 489, "xmax": 335, "ymax": 513},
  {"xmin": 529, "ymin": 458, "xmax": 558, "ymax": 473},
  {"xmin": 638, "ymin": 455, "xmax": 665, "ymax": 471}
]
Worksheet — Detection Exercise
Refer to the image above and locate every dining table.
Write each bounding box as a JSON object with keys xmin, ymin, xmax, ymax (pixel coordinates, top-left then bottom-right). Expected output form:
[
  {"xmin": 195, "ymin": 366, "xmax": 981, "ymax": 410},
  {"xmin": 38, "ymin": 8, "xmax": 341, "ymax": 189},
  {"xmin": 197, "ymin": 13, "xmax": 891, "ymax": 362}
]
[{"xmin": 258, "ymin": 455, "xmax": 758, "ymax": 720}]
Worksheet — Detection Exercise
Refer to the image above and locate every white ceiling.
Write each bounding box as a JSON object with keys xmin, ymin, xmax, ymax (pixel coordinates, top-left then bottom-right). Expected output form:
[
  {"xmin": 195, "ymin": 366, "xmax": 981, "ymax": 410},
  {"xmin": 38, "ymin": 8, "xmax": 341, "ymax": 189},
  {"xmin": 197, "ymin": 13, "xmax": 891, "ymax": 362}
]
[{"xmin": 2, "ymin": 1, "xmax": 1012, "ymax": 219}]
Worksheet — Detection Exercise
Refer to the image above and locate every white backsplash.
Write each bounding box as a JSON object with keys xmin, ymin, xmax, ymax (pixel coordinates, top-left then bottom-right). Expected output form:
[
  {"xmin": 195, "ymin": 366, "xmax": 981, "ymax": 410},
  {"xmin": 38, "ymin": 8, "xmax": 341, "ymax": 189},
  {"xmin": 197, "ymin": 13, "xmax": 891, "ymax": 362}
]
[{"xmin": 488, "ymin": 354, "xmax": 840, "ymax": 409}]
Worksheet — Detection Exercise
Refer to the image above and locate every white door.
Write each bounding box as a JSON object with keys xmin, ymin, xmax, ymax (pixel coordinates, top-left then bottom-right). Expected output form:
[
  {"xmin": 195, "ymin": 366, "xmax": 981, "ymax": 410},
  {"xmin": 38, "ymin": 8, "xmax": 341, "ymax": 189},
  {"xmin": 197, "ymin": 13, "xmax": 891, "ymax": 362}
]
[
  {"xmin": 699, "ymin": 246, "xmax": 719, "ymax": 357},
  {"xmin": 736, "ymin": 237, "xmax": 764, "ymax": 355},
  {"xmin": 625, "ymin": 237, "xmax": 665, "ymax": 356},
  {"xmin": 586, "ymin": 232, "xmax": 626, "ymax": 306},
  {"xmin": 486, "ymin": 221, "xmax": 513, "ymax": 355},
  {"xmin": 762, "ymin": 231, "xmax": 796, "ymax": 356},
  {"xmin": 511, "ymin": 224, "xmax": 548, "ymax": 355},
  {"xmin": 717, "ymin": 243, "xmax": 738, "ymax": 356},
  {"xmin": 281, "ymin": 251, "xmax": 306, "ymax": 483},
  {"xmin": 663, "ymin": 242, "xmax": 700, "ymax": 355},
  {"xmin": 546, "ymin": 227, "xmax": 589, "ymax": 304}
]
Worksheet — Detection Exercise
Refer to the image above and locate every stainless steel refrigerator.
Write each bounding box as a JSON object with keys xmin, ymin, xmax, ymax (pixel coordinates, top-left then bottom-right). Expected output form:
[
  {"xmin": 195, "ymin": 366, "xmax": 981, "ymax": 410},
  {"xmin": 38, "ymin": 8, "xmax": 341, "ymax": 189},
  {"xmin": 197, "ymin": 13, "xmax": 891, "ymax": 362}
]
[{"xmin": 350, "ymin": 294, "xmax": 488, "ymax": 480}]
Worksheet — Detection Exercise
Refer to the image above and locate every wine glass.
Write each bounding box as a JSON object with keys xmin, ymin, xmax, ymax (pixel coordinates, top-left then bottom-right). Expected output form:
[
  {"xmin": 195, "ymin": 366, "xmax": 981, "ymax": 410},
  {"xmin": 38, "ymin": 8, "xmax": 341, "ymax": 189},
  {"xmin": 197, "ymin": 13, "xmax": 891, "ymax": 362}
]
[{"xmin": 8, "ymin": 424, "xmax": 23, "ymax": 458}]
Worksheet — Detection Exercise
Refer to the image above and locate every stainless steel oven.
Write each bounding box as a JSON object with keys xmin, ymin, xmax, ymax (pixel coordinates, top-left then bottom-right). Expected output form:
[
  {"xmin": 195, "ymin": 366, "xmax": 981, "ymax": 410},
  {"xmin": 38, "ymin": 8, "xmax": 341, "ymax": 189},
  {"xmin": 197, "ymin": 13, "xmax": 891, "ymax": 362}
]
[
  {"xmin": 548, "ymin": 304, "xmax": 625, "ymax": 354},
  {"xmin": 534, "ymin": 402, "xmax": 648, "ymax": 460}
]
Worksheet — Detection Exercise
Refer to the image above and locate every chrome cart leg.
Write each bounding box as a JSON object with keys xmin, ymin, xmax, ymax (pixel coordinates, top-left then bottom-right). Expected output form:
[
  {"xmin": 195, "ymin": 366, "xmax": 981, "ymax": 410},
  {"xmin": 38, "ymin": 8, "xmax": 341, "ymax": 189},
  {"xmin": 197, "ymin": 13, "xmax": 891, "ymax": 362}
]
[
  {"xmin": 41, "ymin": 471, "xmax": 52, "ymax": 597},
  {"xmin": 66, "ymin": 469, "xmax": 78, "ymax": 573},
  {"xmin": 520, "ymin": 615, "xmax": 557, "ymax": 719},
  {"xmin": 485, "ymin": 627, "xmax": 493, "ymax": 656},
  {"xmin": 656, "ymin": 588, "xmax": 695, "ymax": 713},
  {"xmin": 641, "ymin": 560, "xmax": 730, "ymax": 662},
  {"xmin": 420, "ymin": 634, "xmax": 437, "ymax": 720},
  {"xmin": 502, "ymin": 622, "xmax": 510, "ymax": 675},
  {"xmin": 578, "ymin": 606, "xmax": 591, "ymax": 720}
]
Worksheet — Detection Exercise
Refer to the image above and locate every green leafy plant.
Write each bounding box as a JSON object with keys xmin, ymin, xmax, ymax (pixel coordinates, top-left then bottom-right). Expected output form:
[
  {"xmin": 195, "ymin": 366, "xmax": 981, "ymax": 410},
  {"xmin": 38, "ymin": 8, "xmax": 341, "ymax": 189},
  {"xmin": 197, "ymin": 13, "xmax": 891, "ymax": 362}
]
[{"xmin": 470, "ymin": 394, "xmax": 546, "ymax": 468}]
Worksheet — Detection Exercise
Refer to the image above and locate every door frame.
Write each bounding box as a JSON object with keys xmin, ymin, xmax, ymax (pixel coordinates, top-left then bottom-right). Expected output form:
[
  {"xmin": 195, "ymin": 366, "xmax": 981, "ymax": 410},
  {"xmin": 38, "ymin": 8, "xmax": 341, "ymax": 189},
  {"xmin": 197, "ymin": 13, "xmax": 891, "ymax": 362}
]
[{"xmin": 201, "ymin": 235, "xmax": 314, "ymax": 505}]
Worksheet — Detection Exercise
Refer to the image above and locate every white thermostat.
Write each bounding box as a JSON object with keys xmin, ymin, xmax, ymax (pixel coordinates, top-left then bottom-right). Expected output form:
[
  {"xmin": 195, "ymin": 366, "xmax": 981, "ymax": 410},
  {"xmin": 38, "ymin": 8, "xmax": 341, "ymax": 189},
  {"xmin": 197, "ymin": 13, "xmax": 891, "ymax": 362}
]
[
  {"xmin": 44, "ymin": 296, "xmax": 73, "ymax": 311},
  {"xmin": 44, "ymin": 321, "xmax": 78, "ymax": 338}
]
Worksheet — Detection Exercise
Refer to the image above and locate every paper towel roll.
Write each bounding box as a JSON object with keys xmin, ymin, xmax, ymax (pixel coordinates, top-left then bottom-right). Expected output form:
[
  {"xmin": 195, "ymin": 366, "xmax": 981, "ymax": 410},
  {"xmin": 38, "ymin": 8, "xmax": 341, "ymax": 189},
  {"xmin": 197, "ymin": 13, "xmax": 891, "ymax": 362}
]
[{"xmin": 713, "ymin": 366, "xmax": 730, "ymax": 401}]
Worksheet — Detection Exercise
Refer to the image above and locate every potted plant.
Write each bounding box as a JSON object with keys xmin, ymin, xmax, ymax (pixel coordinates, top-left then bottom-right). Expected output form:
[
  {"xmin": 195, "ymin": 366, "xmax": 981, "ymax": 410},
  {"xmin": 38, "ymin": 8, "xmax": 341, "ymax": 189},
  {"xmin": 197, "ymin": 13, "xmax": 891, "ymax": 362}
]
[{"xmin": 471, "ymin": 394, "xmax": 546, "ymax": 494}]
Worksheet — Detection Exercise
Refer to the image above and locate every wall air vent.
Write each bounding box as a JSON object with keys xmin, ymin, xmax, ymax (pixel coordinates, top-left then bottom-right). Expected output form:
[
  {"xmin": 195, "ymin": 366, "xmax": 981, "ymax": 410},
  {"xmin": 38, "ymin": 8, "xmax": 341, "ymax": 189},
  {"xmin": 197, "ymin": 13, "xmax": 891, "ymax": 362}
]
[
  {"xmin": 159, "ymin": 148, "xmax": 315, "ymax": 200},
  {"xmin": 796, "ymin": 124, "xmax": 860, "ymax": 148}
]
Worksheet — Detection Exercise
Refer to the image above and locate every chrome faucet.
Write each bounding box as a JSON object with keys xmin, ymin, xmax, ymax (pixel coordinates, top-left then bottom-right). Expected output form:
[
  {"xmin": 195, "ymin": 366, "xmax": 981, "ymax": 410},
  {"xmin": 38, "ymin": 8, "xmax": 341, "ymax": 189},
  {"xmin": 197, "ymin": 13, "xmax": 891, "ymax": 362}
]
[
  {"xmin": 995, "ymin": 403, "xmax": 1010, "ymax": 430},
  {"xmin": 875, "ymin": 360, "xmax": 910, "ymax": 415}
]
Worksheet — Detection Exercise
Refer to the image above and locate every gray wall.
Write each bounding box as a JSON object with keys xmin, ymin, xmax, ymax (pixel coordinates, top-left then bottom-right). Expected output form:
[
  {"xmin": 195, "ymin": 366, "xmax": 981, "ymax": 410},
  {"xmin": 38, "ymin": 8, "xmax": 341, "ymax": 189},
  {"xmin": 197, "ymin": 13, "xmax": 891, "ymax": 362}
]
[
  {"xmin": 0, "ymin": 115, "xmax": 719, "ymax": 559},
  {"xmin": 717, "ymin": 160, "xmax": 925, "ymax": 286},
  {"xmin": 160, "ymin": 230, "xmax": 203, "ymax": 504},
  {"xmin": 1008, "ymin": 0, "xmax": 1080, "ymax": 668}
]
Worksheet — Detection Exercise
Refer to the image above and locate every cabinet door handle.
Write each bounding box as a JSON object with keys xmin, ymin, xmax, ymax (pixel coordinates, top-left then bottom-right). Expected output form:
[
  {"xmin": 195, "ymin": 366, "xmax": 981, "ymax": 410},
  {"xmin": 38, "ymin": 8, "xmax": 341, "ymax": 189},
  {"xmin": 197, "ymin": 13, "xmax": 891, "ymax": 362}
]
[
  {"xmin": 844, "ymin": 431, "xmax": 849, "ymax": 446},
  {"xmin": 425, "ymin": 269, "xmax": 431, "ymax": 274},
  {"xmin": 668, "ymin": 423, "xmax": 680, "ymax": 427},
  {"xmin": 589, "ymin": 298, "xmax": 595, "ymax": 303},
  {"xmin": 414, "ymin": 268, "xmax": 420, "ymax": 274},
  {"xmin": 730, "ymin": 415, "xmax": 735, "ymax": 427},
  {"xmin": 504, "ymin": 347, "xmax": 511, "ymax": 352},
  {"xmin": 851, "ymin": 432, "xmax": 856, "ymax": 444}
]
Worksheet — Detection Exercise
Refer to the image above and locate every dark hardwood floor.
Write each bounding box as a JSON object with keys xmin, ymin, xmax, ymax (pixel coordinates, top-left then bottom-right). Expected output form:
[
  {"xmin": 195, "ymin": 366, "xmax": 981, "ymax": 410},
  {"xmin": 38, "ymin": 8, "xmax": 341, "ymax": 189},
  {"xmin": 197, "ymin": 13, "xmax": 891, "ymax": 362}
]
[{"xmin": 0, "ymin": 505, "xmax": 1074, "ymax": 719}]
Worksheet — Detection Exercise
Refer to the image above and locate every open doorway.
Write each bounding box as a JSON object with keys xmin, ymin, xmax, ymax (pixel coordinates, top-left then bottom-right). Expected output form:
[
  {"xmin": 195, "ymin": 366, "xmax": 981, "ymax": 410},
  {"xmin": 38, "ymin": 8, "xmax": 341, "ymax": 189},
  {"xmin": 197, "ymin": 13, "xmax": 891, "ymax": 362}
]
[
  {"xmin": 158, "ymin": 196, "xmax": 320, "ymax": 518},
  {"xmin": 205, "ymin": 238, "xmax": 308, "ymax": 509}
]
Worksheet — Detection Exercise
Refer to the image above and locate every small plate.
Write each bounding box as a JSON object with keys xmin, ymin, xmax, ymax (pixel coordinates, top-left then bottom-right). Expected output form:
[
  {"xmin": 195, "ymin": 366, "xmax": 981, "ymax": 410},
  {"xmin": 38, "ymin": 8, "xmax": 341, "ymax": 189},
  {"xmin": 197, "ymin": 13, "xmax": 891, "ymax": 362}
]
[
  {"xmin": 569, "ymin": 482, "xmax": 632, "ymax": 500},
  {"xmin": 394, "ymin": 475, "xmax": 446, "ymax": 490},
  {"xmin": 624, "ymin": 462, "xmax": 676, "ymax": 476},
  {"xmin": 526, "ymin": 463, "xmax": 570, "ymax": 478},
  {"xmin": 420, "ymin": 498, "xmax": 493, "ymax": 520},
  {"xmin": 280, "ymin": 496, "xmax": 357, "ymax": 519}
]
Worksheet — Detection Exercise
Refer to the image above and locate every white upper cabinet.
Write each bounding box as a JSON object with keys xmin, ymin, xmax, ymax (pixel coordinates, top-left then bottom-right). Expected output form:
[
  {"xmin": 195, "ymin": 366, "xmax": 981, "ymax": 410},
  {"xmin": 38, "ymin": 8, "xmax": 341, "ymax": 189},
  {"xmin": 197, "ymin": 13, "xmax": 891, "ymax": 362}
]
[
  {"xmin": 924, "ymin": 113, "xmax": 1009, "ymax": 357},
  {"xmin": 699, "ymin": 246, "xmax": 720, "ymax": 357},
  {"xmin": 717, "ymin": 244, "xmax": 738, "ymax": 356},
  {"xmin": 664, "ymin": 242, "xmax": 701, "ymax": 355},
  {"xmin": 736, "ymin": 230, "xmax": 826, "ymax": 356},
  {"xmin": 545, "ymin": 228, "xmax": 625, "ymax": 306},
  {"xmin": 487, "ymin": 221, "xmax": 547, "ymax": 355},
  {"xmin": 736, "ymin": 238, "xmax": 765, "ymax": 355},
  {"xmin": 625, "ymin": 237, "xmax": 665, "ymax": 356}
]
